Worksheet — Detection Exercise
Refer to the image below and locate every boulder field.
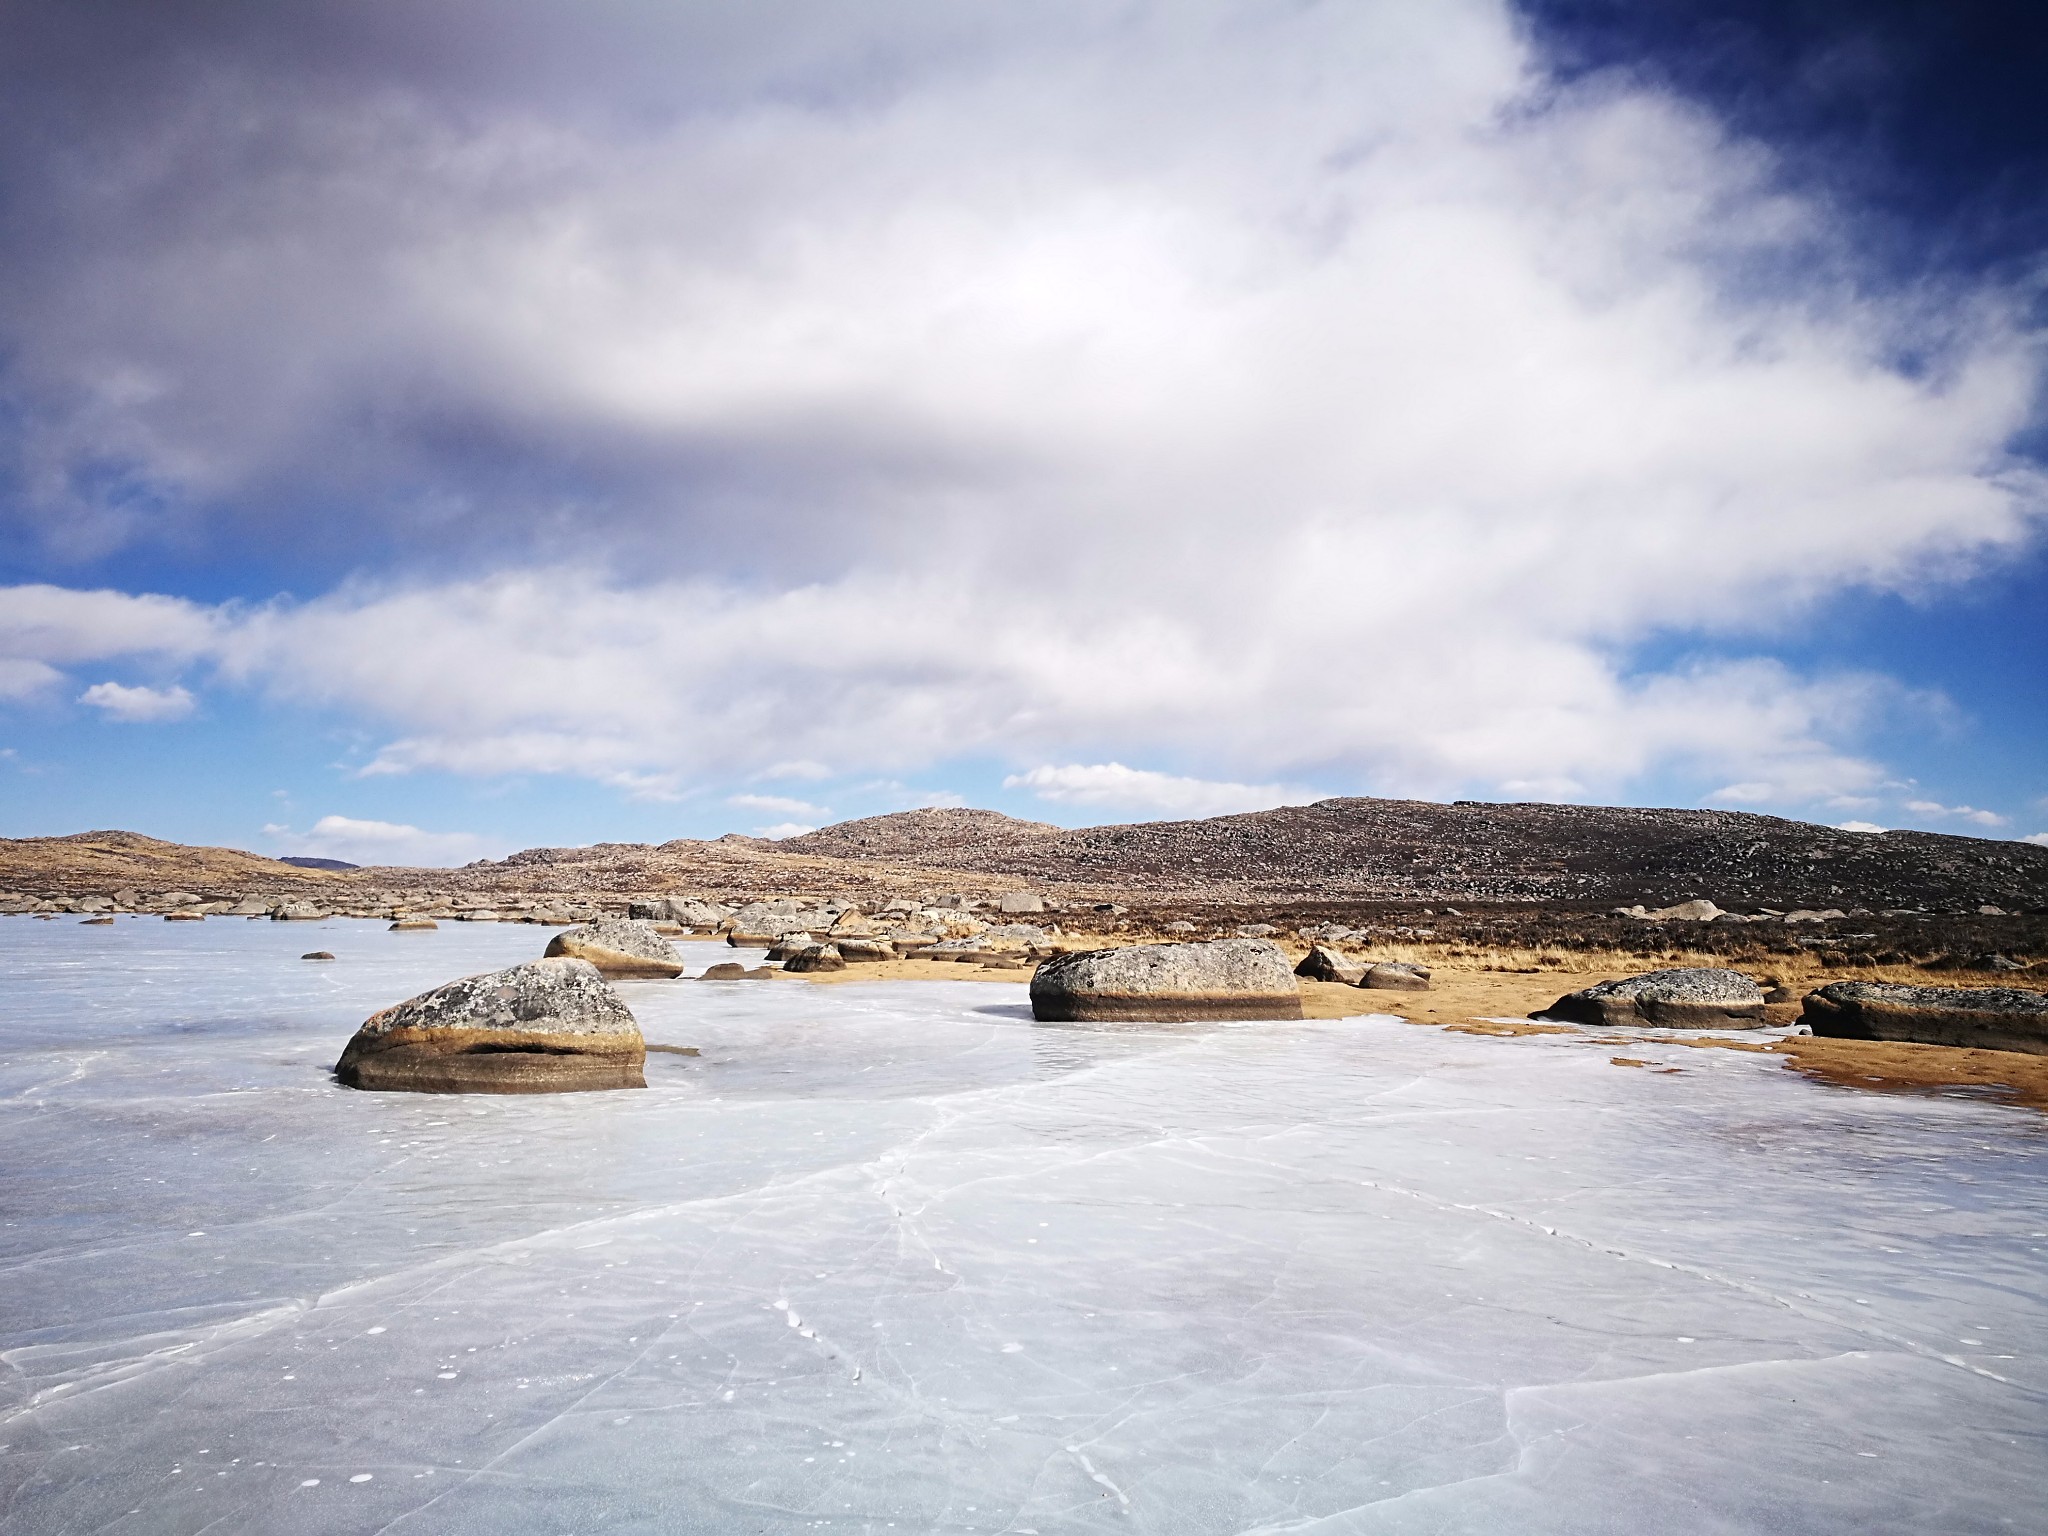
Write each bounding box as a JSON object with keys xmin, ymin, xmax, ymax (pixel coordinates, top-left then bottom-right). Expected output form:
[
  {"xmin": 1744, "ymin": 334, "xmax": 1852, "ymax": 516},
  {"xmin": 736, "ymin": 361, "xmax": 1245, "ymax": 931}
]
[
  {"xmin": 1031, "ymin": 938, "xmax": 1301, "ymax": 1023},
  {"xmin": 1538, "ymin": 968, "xmax": 1766, "ymax": 1029},
  {"xmin": 334, "ymin": 958, "xmax": 646, "ymax": 1093},
  {"xmin": 1803, "ymin": 981, "xmax": 2048, "ymax": 1055},
  {"xmin": 543, "ymin": 917, "xmax": 684, "ymax": 978}
]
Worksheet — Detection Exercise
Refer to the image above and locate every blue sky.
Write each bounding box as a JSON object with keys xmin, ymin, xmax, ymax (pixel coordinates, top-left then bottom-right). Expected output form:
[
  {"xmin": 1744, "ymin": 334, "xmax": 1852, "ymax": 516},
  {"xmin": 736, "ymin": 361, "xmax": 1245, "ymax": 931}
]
[{"xmin": 1, "ymin": 0, "xmax": 2043, "ymax": 866}]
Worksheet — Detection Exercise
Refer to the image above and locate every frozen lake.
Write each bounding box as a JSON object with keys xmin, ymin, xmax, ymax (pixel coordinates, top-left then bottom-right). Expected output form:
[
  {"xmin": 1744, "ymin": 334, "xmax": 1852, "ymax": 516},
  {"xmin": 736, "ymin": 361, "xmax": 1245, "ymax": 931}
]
[{"xmin": 1, "ymin": 916, "xmax": 2044, "ymax": 1534}]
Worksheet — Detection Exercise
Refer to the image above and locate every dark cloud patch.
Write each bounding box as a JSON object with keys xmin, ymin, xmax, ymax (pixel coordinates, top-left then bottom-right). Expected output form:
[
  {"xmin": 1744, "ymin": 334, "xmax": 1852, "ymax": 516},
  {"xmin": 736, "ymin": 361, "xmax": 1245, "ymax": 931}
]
[{"xmin": 1519, "ymin": 1, "xmax": 2048, "ymax": 282}]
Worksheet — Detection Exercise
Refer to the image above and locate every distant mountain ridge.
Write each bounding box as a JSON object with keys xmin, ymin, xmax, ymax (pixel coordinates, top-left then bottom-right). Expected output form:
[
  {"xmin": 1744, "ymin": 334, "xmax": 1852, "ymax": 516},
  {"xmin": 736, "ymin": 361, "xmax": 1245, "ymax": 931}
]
[{"xmin": 4, "ymin": 800, "xmax": 2045, "ymax": 911}]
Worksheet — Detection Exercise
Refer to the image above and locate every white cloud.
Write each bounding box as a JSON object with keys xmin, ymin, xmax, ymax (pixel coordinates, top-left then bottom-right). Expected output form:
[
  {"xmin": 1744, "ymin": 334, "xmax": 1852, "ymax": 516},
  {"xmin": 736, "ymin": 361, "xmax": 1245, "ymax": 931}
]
[
  {"xmin": 1902, "ymin": 799, "xmax": 2008, "ymax": 827},
  {"xmin": 753, "ymin": 822, "xmax": 816, "ymax": 840},
  {"xmin": 1836, "ymin": 821, "xmax": 1886, "ymax": 833},
  {"xmin": 77, "ymin": 680, "xmax": 195, "ymax": 722},
  {"xmin": 729, "ymin": 793, "xmax": 831, "ymax": 818},
  {"xmin": 0, "ymin": 658, "xmax": 62, "ymax": 701},
  {"xmin": 0, "ymin": 3, "xmax": 2038, "ymax": 810},
  {"xmin": 1006, "ymin": 763, "xmax": 1314, "ymax": 820},
  {"xmin": 263, "ymin": 814, "xmax": 498, "ymax": 867},
  {"xmin": 2021, "ymin": 832, "xmax": 2048, "ymax": 848}
]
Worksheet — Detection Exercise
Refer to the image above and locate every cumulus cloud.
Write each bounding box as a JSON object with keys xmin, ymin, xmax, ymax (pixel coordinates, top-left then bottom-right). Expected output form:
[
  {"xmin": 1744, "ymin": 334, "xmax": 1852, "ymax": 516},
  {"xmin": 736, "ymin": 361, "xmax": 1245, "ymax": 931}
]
[
  {"xmin": 729, "ymin": 793, "xmax": 831, "ymax": 818},
  {"xmin": 1836, "ymin": 821, "xmax": 1887, "ymax": 834},
  {"xmin": 2024, "ymin": 832, "xmax": 2048, "ymax": 848},
  {"xmin": 753, "ymin": 822, "xmax": 818, "ymax": 840},
  {"xmin": 0, "ymin": 2, "xmax": 2039, "ymax": 814},
  {"xmin": 1006, "ymin": 763, "xmax": 1313, "ymax": 820},
  {"xmin": 1902, "ymin": 799, "xmax": 2008, "ymax": 827},
  {"xmin": 263, "ymin": 814, "xmax": 498, "ymax": 867},
  {"xmin": 77, "ymin": 680, "xmax": 195, "ymax": 722}
]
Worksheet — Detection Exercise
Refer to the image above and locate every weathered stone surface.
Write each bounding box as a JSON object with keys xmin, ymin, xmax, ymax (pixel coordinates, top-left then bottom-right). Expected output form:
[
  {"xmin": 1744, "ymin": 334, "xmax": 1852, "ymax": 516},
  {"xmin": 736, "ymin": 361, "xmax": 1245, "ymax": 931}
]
[
  {"xmin": 272, "ymin": 902, "xmax": 327, "ymax": 921},
  {"xmin": 164, "ymin": 910, "xmax": 205, "ymax": 922},
  {"xmin": 699, "ymin": 962, "xmax": 748, "ymax": 980},
  {"xmin": 1361, "ymin": 961, "xmax": 1432, "ymax": 991},
  {"xmin": 302, "ymin": 951, "xmax": 335, "ymax": 961},
  {"xmin": 1647, "ymin": 899, "xmax": 1725, "ymax": 922},
  {"xmin": 1295, "ymin": 944, "xmax": 1366, "ymax": 985},
  {"xmin": 1031, "ymin": 938, "xmax": 1301, "ymax": 1023},
  {"xmin": 390, "ymin": 918, "xmax": 439, "ymax": 931},
  {"xmin": 80, "ymin": 915, "xmax": 114, "ymax": 925},
  {"xmin": 783, "ymin": 943, "xmax": 846, "ymax": 973},
  {"xmin": 833, "ymin": 937, "xmax": 897, "ymax": 963},
  {"xmin": 1803, "ymin": 981, "xmax": 2048, "ymax": 1055},
  {"xmin": 1539, "ymin": 968, "xmax": 1764, "ymax": 1029},
  {"xmin": 334, "ymin": 958, "xmax": 646, "ymax": 1093},
  {"xmin": 544, "ymin": 918, "xmax": 684, "ymax": 978},
  {"xmin": 998, "ymin": 891, "xmax": 1045, "ymax": 914}
]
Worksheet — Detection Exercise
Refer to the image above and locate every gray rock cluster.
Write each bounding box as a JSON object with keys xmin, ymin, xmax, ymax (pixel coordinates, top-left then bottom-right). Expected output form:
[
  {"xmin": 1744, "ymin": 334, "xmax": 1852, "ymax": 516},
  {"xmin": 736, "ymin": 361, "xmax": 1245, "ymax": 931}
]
[
  {"xmin": 1803, "ymin": 981, "xmax": 2048, "ymax": 1055},
  {"xmin": 334, "ymin": 958, "xmax": 646, "ymax": 1093},
  {"xmin": 1538, "ymin": 968, "xmax": 1765, "ymax": 1029},
  {"xmin": 1031, "ymin": 938, "xmax": 1302, "ymax": 1023},
  {"xmin": 1293, "ymin": 945, "xmax": 1431, "ymax": 991}
]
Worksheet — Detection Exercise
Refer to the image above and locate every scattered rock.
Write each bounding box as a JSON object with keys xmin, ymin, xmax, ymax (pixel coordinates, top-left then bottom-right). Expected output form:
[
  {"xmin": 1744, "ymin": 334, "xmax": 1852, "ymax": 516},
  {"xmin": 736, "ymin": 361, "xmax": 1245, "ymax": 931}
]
[
  {"xmin": 1295, "ymin": 944, "xmax": 1366, "ymax": 985},
  {"xmin": 833, "ymin": 937, "xmax": 897, "ymax": 963},
  {"xmin": 1803, "ymin": 981, "xmax": 2048, "ymax": 1055},
  {"xmin": 1648, "ymin": 899, "xmax": 1724, "ymax": 922},
  {"xmin": 979, "ymin": 955, "xmax": 1030, "ymax": 970},
  {"xmin": 302, "ymin": 951, "xmax": 335, "ymax": 961},
  {"xmin": 389, "ymin": 918, "xmax": 439, "ymax": 931},
  {"xmin": 271, "ymin": 902, "xmax": 328, "ymax": 921},
  {"xmin": 783, "ymin": 943, "xmax": 846, "ymax": 973},
  {"xmin": 998, "ymin": 891, "xmax": 1045, "ymax": 914},
  {"xmin": 1164, "ymin": 920, "xmax": 1197, "ymax": 934},
  {"xmin": 1978, "ymin": 904, "xmax": 2008, "ymax": 917},
  {"xmin": 1030, "ymin": 938, "xmax": 1302, "ymax": 1023},
  {"xmin": 164, "ymin": 910, "xmax": 205, "ymax": 922},
  {"xmin": 1235, "ymin": 923, "xmax": 1277, "ymax": 937},
  {"xmin": 699, "ymin": 962, "xmax": 749, "ymax": 980},
  {"xmin": 80, "ymin": 915, "xmax": 114, "ymax": 925},
  {"xmin": 1538, "ymin": 968, "xmax": 1765, "ymax": 1029},
  {"xmin": 544, "ymin": 918, "xmax": 684, "ymax": 979},
  {"xmin": 333, "ymin": 958, "xmax": 646, "ymax": 1093},
  {"xmin": 1972, "ymin": 953, "xmax": 2028, "ymax": 973},
  {"xmin": 1361, "ymin": 962, "xmax": 1432, "ymax": 991}
]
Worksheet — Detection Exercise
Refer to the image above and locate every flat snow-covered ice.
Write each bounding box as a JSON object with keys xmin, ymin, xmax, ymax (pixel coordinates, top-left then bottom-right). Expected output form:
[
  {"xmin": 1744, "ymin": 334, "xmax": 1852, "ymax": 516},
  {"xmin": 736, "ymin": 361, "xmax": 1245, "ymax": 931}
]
[{"xmin": 1, "ymin": 916, "xmax": 2044, "ymax": 1533}]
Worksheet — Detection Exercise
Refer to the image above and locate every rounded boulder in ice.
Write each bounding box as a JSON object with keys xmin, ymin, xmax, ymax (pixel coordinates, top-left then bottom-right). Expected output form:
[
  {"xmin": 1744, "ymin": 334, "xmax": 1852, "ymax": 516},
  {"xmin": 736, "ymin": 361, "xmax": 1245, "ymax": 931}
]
[
  {"xmin": 1031, "ymin": 937, "xmax": 1302, "ymax": 1023},
  {"xmin": 543, "ymin": 917, "xmax": 684, "ymax": 978},
  {"xmin": 333, "ymin": 957, "xmax": 647, "ymax": 1093},
  {"xmin": 1538, "ymin": 967, "xmax": 1764, "ymax": 1029}
]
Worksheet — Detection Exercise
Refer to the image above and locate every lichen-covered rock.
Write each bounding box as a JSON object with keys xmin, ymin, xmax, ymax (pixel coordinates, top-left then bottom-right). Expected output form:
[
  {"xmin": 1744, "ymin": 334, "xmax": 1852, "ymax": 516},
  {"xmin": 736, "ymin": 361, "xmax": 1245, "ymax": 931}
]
[
  {"xmin": 1803, "ymin": 981, "xmax": 2048, "ymax": 1055},
  {"xmin": 334, "ymin": 958, "xmax": 646, "ymax": 1093},
  {"xmin": 1362, "ymin": 961, "xmax": 1431, "ymax": 992},
  {"xmin": 544, "ymin": 918, "xmax": 684, "ymax": 978},
  {"xmin": 1295, "ymin": 944, "xmax": 1366, "ymax": 985},
  {"xmin": 272, "ymin": 902, "xmax": 327, "ymax": 921},
  {"xmin": 1539, "ymin": 967, "xmax": 1764, "ymax": 1029},
  {"xmin": 1031, "ymin": 939, "xmax": 1301, "ymax": 1023},
  {"xmin": 390, "ymin": 918, "xmax": 439, "ymax": 931},
  {"xmin": 783, "ymin": 943, "xmax": 846, "ymax": 973}
]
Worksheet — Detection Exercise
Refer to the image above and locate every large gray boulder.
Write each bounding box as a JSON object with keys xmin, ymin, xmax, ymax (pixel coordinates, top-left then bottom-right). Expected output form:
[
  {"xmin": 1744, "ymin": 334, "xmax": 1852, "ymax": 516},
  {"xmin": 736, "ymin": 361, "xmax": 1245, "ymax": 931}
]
[
  {"xmin": 544, "ymin": 918, "xmax": 684, "ymax": 978},
  {"xmin": 1538, "ymin": 967, "xmax": 1764, "ymax": 1029},
  {"xmin": 334, "ymin": 958, "xmax": 646, "ymax": 1093},
  {"xmin": 1361, "ymin": 961, "xmax": 1431, "ymax": 992},
  {"xmin": 998, "ymin": 891, "xmax": 1045, "ymax": 914},
  {"xmin": 1031, "ymin": 938, "xmax": 1302, "ymax": 1023},
  {"xmin": 1803, "ymin": 982, "xmax": 2048, "ymax": 1055}
]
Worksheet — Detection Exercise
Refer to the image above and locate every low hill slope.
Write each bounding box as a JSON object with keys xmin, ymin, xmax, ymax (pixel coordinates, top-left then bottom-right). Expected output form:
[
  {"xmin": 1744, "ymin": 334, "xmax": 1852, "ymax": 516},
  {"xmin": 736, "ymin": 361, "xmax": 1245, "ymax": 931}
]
[
  {"xmin": 778, "ymin": 798, "xmax": 2048, "ymax": 911},
  {"xmin": 0, "ymin": 830, "xmax": 349, "ymax": 897}
]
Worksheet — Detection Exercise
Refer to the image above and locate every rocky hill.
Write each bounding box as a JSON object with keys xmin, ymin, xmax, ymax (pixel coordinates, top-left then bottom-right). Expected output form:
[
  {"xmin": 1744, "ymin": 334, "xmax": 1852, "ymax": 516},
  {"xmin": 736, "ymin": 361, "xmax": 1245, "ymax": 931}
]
[
  {"xmin": 5, "ymin": 799, "xmax": 2045, "ymax": 914},
  {"xmin": 0, "ymin": 830, "xmax": 346, "ymax": 897},
  {"xmin": 811, "ymin": 798, "xmax": 2048, "ymax": 912}
]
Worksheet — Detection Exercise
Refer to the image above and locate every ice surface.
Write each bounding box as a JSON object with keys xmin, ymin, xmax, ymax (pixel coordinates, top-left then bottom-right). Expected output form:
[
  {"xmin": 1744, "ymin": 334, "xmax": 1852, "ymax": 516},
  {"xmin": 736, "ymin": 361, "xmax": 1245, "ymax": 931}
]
[{"xmin": 1, "ymin": 915, "xmax": 2045, "ymax": 1533}]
